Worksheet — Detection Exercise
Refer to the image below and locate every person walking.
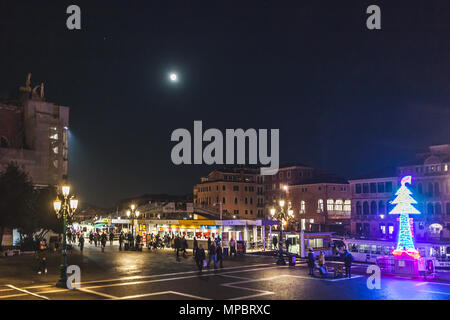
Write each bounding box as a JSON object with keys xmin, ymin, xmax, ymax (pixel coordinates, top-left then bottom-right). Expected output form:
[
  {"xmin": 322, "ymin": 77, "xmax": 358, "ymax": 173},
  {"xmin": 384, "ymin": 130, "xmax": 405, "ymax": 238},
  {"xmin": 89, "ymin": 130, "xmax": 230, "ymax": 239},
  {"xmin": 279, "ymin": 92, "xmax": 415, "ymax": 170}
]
[
  {"xmin": 216, "ymin": 243, "xmax": 223, "ymax": 268},
  {"xmin": 229, "ymin": 238, "xmax": 236, "ymax": 258},
  {"xmin": 193, "ymin": 237, "xmax": 198, "ymax": 257},
  {"xmin": 109, "ymin": 232, "xmax": 114, "ymax": 246},
  {"xmin": 175, "ymin": 236, "xmax": 180, "ymax": 258},
  {"xmin": 89, "ymin": 232, "xmax": 94, "ymax": 245},
  {"xmin": 182, "ymin": 236, "xmax": 188, "ymax": 257},
  {"xmin": 119, "ymin": 232, "xmax": 124, "ymax": 251},
  {"xmin": 37, "ymin": 239, "xmax": 48, "ymax": 274},
  {"xmin": 94, "ymin": 232, "xmax": 99, "ymax": 247},
  {"xmin": 79, "ymin": 233, "xmax": 85, "ymax": 252},
  {"xmin": 307, "ymin": 248, "xmax": 315, "ymax": 276},
  {"xmin": 318, "ymin": 251, "xmax": 325, "ymax": 267},
  {"xmin": 136, "ymin": 234, "xmax": 142, "ymax": 251},
  {"xmin": 195, "ymin": 244, "xmax": 206, "ymax": 272},
  {"xmin": 101, "ymin": 232, "xmax": 107, "ymax": 252},
  {"xmin": 273, "ymin": 236, "xmax": 278, "ymax": 250},
  {"xmin": 207, "ymin": 237, "xmax": 212, "ymax": 251},
  {"xmin": 207, "ymin": 242, "xmax": 217, "ymax": 269},
  {"xmin": 344, "ymin": 249, "xmax": 353, "ymax": 278}
]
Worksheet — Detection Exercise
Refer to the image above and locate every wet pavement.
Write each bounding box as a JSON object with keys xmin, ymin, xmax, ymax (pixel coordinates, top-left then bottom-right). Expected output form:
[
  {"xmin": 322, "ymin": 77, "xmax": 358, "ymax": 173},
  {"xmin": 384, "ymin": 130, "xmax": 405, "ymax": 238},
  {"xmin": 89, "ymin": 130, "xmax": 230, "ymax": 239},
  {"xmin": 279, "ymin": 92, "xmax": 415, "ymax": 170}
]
[{"xmin": 1, "ymin": 243, "xmax": 450, "ymax": 300}]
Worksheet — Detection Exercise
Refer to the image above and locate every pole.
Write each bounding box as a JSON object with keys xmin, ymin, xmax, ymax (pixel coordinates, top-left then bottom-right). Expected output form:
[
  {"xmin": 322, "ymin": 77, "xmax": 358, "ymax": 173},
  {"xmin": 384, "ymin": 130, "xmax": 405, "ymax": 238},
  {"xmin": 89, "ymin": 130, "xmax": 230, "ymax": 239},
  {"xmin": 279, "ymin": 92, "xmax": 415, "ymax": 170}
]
[
  {"xmin": 56, "ymin": 198, "xmax": 68, "ymax": 288},
  {"xmin": 276, "ymin": 208, "xmax": 286, "ymax": 265}
]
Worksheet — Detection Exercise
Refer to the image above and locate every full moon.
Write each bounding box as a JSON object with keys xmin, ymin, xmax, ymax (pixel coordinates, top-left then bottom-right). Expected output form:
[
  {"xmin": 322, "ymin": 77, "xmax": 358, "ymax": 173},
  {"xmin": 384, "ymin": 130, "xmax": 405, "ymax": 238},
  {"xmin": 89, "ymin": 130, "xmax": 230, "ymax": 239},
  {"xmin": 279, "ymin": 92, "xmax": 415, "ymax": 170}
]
[{"xmin": 169, "ymin": 73, "xmax": 178, "ymax": 82}]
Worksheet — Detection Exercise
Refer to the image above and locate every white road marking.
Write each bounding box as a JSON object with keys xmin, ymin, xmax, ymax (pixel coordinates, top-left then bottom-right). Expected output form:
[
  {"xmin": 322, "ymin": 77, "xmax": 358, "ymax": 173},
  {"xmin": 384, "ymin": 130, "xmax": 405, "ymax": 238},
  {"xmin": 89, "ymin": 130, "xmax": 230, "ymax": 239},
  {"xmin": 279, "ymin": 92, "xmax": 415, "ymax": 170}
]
[
  {"xmin": 115, "ymin": 290, "xmax": 210, "ymax": 300},
  {"xmin": 420, "ymin": 290, "xmax": 450, "ymax": 296},
  {"xmin": 6, "ymin": 284, "xmax": 49, "ymax": 300},
  {"xmin": 77, "ymin": 288, "xmax": 117, "ymax": 299}
]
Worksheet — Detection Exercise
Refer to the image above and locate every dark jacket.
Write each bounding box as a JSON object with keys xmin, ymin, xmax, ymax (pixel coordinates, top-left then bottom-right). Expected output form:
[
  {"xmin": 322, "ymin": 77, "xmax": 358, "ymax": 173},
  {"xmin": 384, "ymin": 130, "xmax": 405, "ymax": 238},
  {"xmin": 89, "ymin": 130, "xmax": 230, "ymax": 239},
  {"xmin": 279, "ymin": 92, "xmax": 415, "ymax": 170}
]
[
  {"xmin": 216, "ymin": 245, "xmax": 223, "ymax": 259},
  {"xmin": 195, "ymin": 247, "xmax": 206, "ymax": 261},
  {"xmin": 344, "ymin": 252, "xmax": 353, "ymax": 266},
  {"xmin": 193, "ymin": 238, "xmax": 198, "ymax": 249},
  {"xmin": 307, "ymin": 252, "xmax": 315, "ymax": 267}
]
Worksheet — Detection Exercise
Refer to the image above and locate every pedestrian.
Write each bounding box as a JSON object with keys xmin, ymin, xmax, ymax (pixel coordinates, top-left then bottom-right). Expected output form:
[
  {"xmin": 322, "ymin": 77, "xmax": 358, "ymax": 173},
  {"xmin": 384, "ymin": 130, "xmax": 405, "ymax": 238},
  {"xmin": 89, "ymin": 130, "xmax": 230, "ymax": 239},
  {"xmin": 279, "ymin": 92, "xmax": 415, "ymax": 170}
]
[
  {"xmin": 101, "ymin": 232, "xmax": 107, "ymax": 252},
  {"xmin": 175, "ymin": 236, "xmax": 180, "ymax": 258},
  {"xmin": 136, "ymin": 234, "xmax": 142, "ymax": 251},
  {"xmin": 216, "ymin": 243, "xmax": 223, "ymax": 268},
  {"xmin": 37, "ymin": 239, "xmax": 48, "ymax": 274},
  {"xmin": 207, "ymin": 237, "xmax": 212, "ymax": 251},
  {"xmin": 109, "ymin": 232, "xmax": 114, "ymax": 246},
  {"xmin": 318, "ymin": 251, "xmax": 325, "ymax": 267},
  {"xmin": 307, "ymin": 248, "xmax": 315, "ymax": 276},
  {"xmin": 128, "ymin": 232, "xmax": 134, "ymax": 250},
  {"xmin": 207, "ymin": 242, "xmax": 217, "ymax": 269},
  {"xmin": 344, "ymin": 249, "xmax": 353, "ymax": 278},
  {"xmin": 193, "ymin": 237, "xmax": 198, "ymax": 257},
  {"xmin": 195, "ymin": 244, "xmax": 206, "ymax": 272},
  {"xmin": 79, "ymin": 233, "xmax": 85, "ymax": 252},
  {"xmin": 273, "ymin": 236, "xmax": 278, "ymax": 250},
  {"xmin": 182, "ymin": 236, "xmax": 188, "ymax": 257},
  {"xmin": 229, "ymin": 237, "xmax": 236, "ymax": 257},
  {"xmin": 94, "ymin": 232, "xmax": 99, "ymax": 247},
  {"xmin": 119, "ymin": 232, "xmax": 124, "ymax": 251}
]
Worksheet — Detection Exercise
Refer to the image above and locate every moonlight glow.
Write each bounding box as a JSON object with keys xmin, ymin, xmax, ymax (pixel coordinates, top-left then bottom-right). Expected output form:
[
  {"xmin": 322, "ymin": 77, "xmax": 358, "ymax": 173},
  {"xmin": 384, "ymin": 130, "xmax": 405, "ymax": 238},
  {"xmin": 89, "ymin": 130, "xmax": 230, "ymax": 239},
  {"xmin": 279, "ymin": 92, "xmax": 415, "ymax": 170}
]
[{"xmin": 169, "ymin": 73, "xmax": 178, "ymax": 82}]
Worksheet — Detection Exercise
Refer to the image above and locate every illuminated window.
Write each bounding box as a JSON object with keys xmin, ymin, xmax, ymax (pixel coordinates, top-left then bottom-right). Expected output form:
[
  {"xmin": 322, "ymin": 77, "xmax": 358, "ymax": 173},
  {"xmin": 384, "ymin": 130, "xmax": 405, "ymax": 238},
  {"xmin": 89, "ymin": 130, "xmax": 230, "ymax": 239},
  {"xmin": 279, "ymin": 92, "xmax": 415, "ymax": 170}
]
[
  {"xmin": 318, "ymin": 199, "xmax": 324, "ymax": 212},
  {"xmin": 445, "ymin": 164, "xmax": 448, "ymax": 172},
  {"xmin": 50, "ymin": 133, "xmax": 58, "ymax": 140},
  {"xmin": 327, "ymin": 199, "xmax": 334, "ymax": 211},
  {"xmin": 300, "ymin": 200, "xmax": 306, "ymax": 213},
  {"xmin": 334, "ymin": 199, "xmax": 343, "ymax": 211},
  {"xmin": 344, "ymin": 200, "xmax": 351, "ymax": 212}
]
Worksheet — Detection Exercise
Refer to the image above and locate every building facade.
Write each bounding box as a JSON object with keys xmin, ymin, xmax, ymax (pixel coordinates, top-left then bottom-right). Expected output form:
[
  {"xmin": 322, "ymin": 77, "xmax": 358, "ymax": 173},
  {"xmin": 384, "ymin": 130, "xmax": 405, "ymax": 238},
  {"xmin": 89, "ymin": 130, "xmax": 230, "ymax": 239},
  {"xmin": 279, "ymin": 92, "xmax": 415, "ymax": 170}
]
[
  {"xmin": 263, "ymin": 165, "xmax": 314, "ymax": 216},
  {"xmin": 286, "ymin": 181, "xmax": 351, "ymax": 233},
  {"xmin": 0, "ymin": 74, "xmax": 69, "ymax": 187},
  {"xmin": 193, "ymin": 167, "xmax": 264, "ymax": 219},
  {"xmin": 349, "ymin": 144, "xmax": 450, "ymax": 240}
]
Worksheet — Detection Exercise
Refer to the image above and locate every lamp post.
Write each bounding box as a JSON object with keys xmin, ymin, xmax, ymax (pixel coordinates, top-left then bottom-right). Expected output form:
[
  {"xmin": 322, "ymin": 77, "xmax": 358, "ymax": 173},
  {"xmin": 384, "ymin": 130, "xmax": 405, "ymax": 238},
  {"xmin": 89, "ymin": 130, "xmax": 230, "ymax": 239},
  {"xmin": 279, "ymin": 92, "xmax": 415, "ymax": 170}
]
[
  {"xmin": 126, "ymin": 204, "xmax": 140, "ymax": 238},
  {"xmin": 270, "ymin": 200, "xmax": 294, "ymax": 266},
  {"xmin": 53, "ymin": 185, "xmax": 78, "ymax": 288}
]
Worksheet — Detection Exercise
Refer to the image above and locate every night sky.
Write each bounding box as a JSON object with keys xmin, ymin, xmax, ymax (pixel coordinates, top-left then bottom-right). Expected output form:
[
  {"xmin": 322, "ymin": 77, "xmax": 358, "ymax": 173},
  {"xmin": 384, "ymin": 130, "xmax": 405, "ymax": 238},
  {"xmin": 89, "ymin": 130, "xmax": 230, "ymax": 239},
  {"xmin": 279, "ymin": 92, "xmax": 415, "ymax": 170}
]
[{"xmin": 1, "ymin": 1, "xmax": 449, "ymax": 208}]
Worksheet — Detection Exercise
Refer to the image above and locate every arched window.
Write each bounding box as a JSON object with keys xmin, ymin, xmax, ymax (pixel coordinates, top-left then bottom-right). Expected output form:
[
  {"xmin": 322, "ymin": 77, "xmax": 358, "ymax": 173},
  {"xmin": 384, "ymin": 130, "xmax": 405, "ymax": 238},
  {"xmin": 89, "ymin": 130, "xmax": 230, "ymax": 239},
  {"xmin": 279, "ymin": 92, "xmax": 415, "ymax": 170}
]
[
  {"xmin": 0, "ymin": 136, "xmax": 9, "ymax": 148},
  {"xmin": 417, "ymin": 183, "xmax": 423, "ymax": 194},
  {"xmin": 435, "ymin": 203, "xmax": 442, "ymax": 215},
  {"xmin": 427, "ymin": 203, "xmax": 434, "ymax": 215},
  {"xmin": 428, "ymin": 183, "xmax": 433, "ymax": 196},
  {"xmin": 370, "ymin": 201, "xmax": 377, "ymax": 215},
  {"xmin": 356, "ymin": 202, "xmax": 362, "ymax": 215},
  {"xmin": 435, "ymin": 183, "xmax": 440, "ymax": 196},
  {"xmin": 378, "ymin": 201, "xmax": 385, "ymax": 214},
  {"xmin": 317, "ymin": 199, "xmax": 324, "ymax": 212},
  {"xmin": 363, "ymin": 201, "xmax": 369, "ymax": 215},
  {"xmin": 327, "ymin": 199, "xmax": 334, "ymax": 211}
]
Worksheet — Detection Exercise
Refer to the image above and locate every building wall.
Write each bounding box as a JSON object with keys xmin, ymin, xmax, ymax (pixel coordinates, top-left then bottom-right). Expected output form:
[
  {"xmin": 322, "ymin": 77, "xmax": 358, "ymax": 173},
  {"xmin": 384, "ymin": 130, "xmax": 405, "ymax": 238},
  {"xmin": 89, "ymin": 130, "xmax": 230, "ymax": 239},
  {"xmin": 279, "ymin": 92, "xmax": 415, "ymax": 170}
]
[
  {"xmin": 287, "ymin": 183, "xmax": 351, "ymax": 233},
  {"xmin": 194, "ymin": 169, "xmax": 264, "ymax": 219},
  {"xmin": 0, "ymin": 99, "xmax": 69, "ymax": 187}
]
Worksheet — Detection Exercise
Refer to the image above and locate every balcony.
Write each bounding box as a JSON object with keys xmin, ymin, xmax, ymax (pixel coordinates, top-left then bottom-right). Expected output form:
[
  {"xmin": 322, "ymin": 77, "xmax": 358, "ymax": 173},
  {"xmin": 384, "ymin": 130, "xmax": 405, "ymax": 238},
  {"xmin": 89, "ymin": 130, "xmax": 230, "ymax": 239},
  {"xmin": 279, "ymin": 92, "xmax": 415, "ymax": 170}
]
[{"xmin": 327, "ymin": 210, "xmax": 351, "ymax": 219}]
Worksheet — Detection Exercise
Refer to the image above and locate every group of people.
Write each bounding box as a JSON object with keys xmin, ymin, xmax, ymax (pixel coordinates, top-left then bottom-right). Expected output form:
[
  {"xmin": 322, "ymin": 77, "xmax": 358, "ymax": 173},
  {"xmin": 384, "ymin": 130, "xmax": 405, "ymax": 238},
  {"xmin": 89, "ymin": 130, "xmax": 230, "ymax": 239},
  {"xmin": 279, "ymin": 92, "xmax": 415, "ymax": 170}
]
[{"xmin": 307, "ymin": 248, "xmax": 353, "ymax": 278}]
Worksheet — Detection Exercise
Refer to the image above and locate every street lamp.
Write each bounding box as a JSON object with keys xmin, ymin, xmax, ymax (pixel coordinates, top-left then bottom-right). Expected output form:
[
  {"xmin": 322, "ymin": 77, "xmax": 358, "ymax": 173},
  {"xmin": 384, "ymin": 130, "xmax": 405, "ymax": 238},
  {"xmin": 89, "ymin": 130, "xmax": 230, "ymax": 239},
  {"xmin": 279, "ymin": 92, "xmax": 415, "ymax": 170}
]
[
  {"xmin": 127, "ymin": 204, "xmax": 140, "ymax": 238},
  {"xmin": 270, "ymin": 200, "xmax": 294, "ymax": 266},
  {"xmin": 53, "ymin": 185, "xmax": 78, "ymax": 288}
]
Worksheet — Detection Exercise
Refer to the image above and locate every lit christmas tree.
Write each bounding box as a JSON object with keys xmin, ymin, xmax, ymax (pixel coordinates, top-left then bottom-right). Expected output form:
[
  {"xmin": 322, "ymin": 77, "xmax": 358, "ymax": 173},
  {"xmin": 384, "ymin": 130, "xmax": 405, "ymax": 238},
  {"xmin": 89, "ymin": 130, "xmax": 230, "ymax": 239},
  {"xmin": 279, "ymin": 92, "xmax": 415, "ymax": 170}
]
[{"xmin": 389, "ymin": 175, "xmax": 421, "ymax": 259}]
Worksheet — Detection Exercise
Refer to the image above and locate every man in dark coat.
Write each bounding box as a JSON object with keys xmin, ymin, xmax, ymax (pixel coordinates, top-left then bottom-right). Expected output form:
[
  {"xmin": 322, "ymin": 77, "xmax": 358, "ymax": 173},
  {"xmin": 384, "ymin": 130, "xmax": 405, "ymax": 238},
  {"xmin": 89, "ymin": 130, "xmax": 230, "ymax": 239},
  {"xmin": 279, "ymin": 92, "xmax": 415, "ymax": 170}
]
[
  {"xmin": 109, "ymin": 232, "xmax": 114, "ymax": 246},
  {"xmin": 119, "ymin": 232, "xmax": 124, "ymax": 251},
  {"xmin": 273, "ymin": 236, "xmax": 278, "ymax": 250},
  {"xmin": 307, "ymin": 248, "xmax": 315, "ymax": 276},
  {"xmin": 207, "ymin": 242, "xmax": 217, "ymax": 268},
  {"xmin": 195, "ymin": 244, "xmax": 206, "ymax": 272},
  {"xmin": 175, "ymin": 236, "xmax": 181, "ymax": 257},
  {"xmin": 344, "ymin": 249, "xmax": 353, "ymax": 278},
  {"xmin": 79, "ymin": 233, "xmax": 85, "ymax": 252},
  {"xmin": 193, "ymin": 237, "xmax": 198, "ymax": 257},
  {"xmin": 216, "ymin": 243, "xmax": 224, "ymax": 268}
]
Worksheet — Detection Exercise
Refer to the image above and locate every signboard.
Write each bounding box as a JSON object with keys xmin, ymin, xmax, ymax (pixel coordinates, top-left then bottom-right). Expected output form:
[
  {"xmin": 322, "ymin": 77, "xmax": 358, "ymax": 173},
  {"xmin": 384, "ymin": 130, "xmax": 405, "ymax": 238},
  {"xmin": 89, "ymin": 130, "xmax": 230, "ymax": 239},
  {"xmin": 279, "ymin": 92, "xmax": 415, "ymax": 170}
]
[{"xmin": 178, "ymin": 220, "xmax": 215, "ymax": 227}]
